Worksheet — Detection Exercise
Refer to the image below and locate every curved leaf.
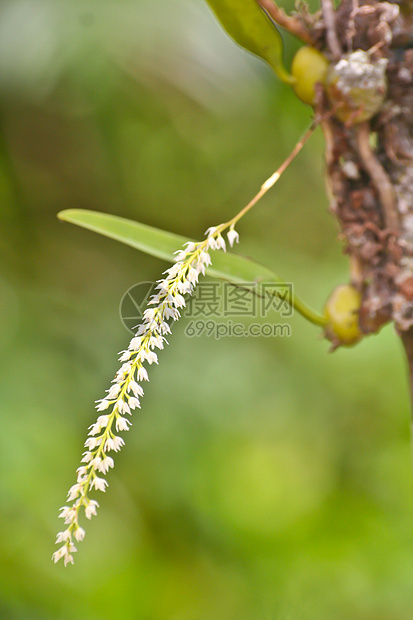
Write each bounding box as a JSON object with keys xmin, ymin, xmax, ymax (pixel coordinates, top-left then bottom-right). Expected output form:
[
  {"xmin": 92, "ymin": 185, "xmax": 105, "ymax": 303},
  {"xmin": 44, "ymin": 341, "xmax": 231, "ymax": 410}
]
[
  {"xmin": 57, "ymin": 209, "xmax": 326, "ymax": 327},
  {"xmin": 58, "ymin": 209, "xmax": 278, "ymax": 283},
  {"xmin": 205, "ymin": 0, "xmax": 294, "ymax": 83}
]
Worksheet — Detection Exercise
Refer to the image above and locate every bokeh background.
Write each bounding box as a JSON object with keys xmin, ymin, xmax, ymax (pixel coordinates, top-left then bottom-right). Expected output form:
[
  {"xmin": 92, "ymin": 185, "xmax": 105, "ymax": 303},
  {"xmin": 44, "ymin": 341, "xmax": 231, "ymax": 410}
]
[{"xmin": 1, "ymin": 0, "xmax": 413, "ymax": 618}]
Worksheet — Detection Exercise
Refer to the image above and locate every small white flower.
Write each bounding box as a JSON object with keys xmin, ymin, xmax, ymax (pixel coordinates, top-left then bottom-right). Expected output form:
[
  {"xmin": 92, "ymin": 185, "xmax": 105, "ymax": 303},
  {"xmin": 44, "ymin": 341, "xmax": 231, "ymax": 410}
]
[
  {"xmin": 128, "ymin": 397, "xmax": 141, "ymax": 410},
  {"xmin": 173, "ymin": 250, "xmax": 187, "ymax": 262},
  {"xmin": 164, "ymin": 264, "xmax": 181, "ymax": 277},
  {"xmin": 84, "ymin": 437, "xmax": 100, "ymax": 450},
  {"xmin": 205, "ymin": 226, "xmax": 217, "ymax": 237},
  {"xmin": 76, "ymin": 467, "xmax": 88, "ymax": 483},
  {"xmin": 104, "ymin": 437, "xmax": 115, "ymax": 452},
  {"xmin": 143, "ymin": 308, "xmax": 156, "ymax": 322},
  {"xmin": 119, "ymin": 350, "xmax": 132, "ymax": 362},
  {"xmin": 155, "ymin": 282, "xmax": 169, "ymax": 295},
  {"xmin": 129, "ymin": 337, "xmax": 142, "ymax": 351},
  {"xmin": 148, "ymin": 293, "xmax": 161, "ymax": 305},
  {"xmin": 159, "ymin": 321, "xmax": 171, "ymax": 335},
  {"xmin": 184, "ymin": 241, "xmax": 197, "ymax": 252},
  {"xmin": 215, "ymin": 235, "xmax": 226, "ymax": 251},
  {"xmin": 128, "ymin": 381, "xmax": 144, "ymax": 397},
  {"xmin": 67, "ymin": 484, "xmax": 81, "ymax": 501},
  {"xmin": 116, "ymin": 416, "xmax": 131, "ymax": 432},
  {"xmin": 96, "ymin": 415, "xmax": 109, "ymax": 427},
  {"xmin": 88, "ymin": 422, "xmax": 102, "ymax": 436},
  {"xmin": 187, "ymin": 268, "xmax": 199, "ymax": 284},
  {"xmin": 137, "ymin": 367, "xmax": 149, "ymax": 382},
  {"xmin": 95, "ymin": 399, "xmax": 110, "ymax": 412},
  {"xmin": 149, "ymin": 335, "xmax": 165, "ymax": 349},
  {"xmin": 81, "ymin": 451, "xmax": 93, "ymax": 463},
  {"xmin": 163, "ymin": 306, "xmax": 180, "ymax": 321},
  {"xmin": 85, "ymin": 500, "xmax": 99, "ymax": 519},
  {"xmin": 90, "ymin": 476, "xmax": 108, "ymax": 492},
  {"xmin": 111, "ymin": 436, "xmax": 125, "ymax": 452},
  {"xmin": 58, "ymin": 505, "xmax": 77, "ymax": 524},
  {"xmin": 119, "ymin": 362, "xmax": 132, "ymax": 375},
  {"xmin": 55, "ymin": 529, "xmax": 71, "ymax": 544},
  {"xmin": 63, "ymin": 509, "xmax": 77, "ymax": 525},
  {"xmin": 102, "ymin": 455, "xmax": 115, "ymax": 471},
  {"xmin": 141, "ymin": 350, "xmax": 158, "ymax": 365},
  {"xmin": 74, "ymin": 526, "xmax": 85, "ymax": 542},
  {"xmin": 199, "ymin": 251, "xmax": 211, "ymax": 266},
  {"xmin": 91, "ymin": 455, "xmax": 102, "ymax": 470},
  {"xmin": 227, "ymin": 228, "xmax": 239, "ymax": 247},
  {"xmin": 172, "ymin": 294, "xmax": 186, "ymax": 308},
  {"xmin": 117, "ymin": 399, "xmax": 128, "ymax": 415},
  {"xmin": 52, "ymin": 546, "xmax": 68, "ymax": 564},
  {"xmin": 64, "ymin": 553, "xmax": 75, "ymax": 567},
  {"xmin": 177, "ymin": 281, "xmax": 193, "ymax": 295},
  {"xmin": 58, "ymin": 506, "xmax": 71, "ymax": 519},
  {"xmin": 206, "ymin": 237, "xmax": 218, "ymax": 251},
  {"xmin": 54, "ymin": 542, "xmax": 77, "ymax": 566},
  {"xmin": 97, "ymin": 455, "xmax": 114, "ymax": 473},
  {"xmin": 107, "ymin": 384, "xmax": 121, "ymax": 399},
  {"xmin": 104, "ymin": 436, "xmax": 125, "ymax": 452},
  {"xmin": 135, "ymin": 350, "xmax": 145, "ymax": 363}
]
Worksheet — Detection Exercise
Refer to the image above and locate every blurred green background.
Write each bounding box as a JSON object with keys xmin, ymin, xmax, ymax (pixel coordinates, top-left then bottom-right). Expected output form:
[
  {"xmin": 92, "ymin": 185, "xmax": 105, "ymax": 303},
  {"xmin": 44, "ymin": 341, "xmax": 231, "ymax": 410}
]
[{"xmin": 1, "ymin": 1, "xmax": 413, "ymax": 618}]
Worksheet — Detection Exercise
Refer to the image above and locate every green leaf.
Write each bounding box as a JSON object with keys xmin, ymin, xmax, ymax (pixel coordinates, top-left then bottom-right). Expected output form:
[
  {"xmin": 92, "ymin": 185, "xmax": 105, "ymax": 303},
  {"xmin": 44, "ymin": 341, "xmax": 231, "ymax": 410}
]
[
  {"xmin": 57, "ymin": 209, "xmax": 326, "ymax": 327},
  {"xmin": 58, "ymin": 209, "xmax": 278, "ymax": 283},
  {"xmin": 204, "ymin": 0, "xmax": 294, "ymax": 83}
]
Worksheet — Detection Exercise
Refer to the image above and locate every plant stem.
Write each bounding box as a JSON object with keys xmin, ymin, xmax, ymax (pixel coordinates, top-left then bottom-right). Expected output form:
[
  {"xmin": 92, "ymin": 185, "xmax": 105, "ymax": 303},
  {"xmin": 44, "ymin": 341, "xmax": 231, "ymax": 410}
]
[
  {"xmin": 226, "ymin": 122, "xmax": 317, "ymax": 230},
  {"xmin": 291, "ymin": 292, "xmax": 328, "ymax": 326},
  {"xmin": 219, "ymin": 122, "xmax": 327, "ymax": 327},
  {"xmin": 233, "ymin": 278, "xmax": 327, "ymax": 327},
  {"xmin": 266, "ymin": 279, "xmax": 327, "ymax": 326}
]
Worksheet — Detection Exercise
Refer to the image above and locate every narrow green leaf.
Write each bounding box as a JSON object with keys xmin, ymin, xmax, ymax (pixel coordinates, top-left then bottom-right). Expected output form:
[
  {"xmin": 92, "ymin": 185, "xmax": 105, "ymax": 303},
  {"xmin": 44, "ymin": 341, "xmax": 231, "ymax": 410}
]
[
  {"xmin": 204, "ymin": 0, "xmax": 294, "ymax": 83},
  {"xmin": 58, "ymin": 209, "xmax": 278, "ymax": 282},
  {"xmin": 57, "ymin": 209, "xmax": 326, "ymax": 326}
]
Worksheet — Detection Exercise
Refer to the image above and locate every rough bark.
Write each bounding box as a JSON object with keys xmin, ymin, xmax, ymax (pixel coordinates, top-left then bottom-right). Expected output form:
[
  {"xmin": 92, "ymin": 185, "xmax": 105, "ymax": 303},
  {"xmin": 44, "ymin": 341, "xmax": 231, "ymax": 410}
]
[
  {"xmin": 290, "ymin": 0, "xmax": 413, "ymax": 410},
  {"xmin": 266, "ymin": 0, "xmax": 413, "ymax": 339},
  {"xmin": 309, "ymin": 1, "xmax": 413, "ymax": 337},
  {"xmin": 264, "ymin": 0, "xmax": 413, "ymax": 412}
]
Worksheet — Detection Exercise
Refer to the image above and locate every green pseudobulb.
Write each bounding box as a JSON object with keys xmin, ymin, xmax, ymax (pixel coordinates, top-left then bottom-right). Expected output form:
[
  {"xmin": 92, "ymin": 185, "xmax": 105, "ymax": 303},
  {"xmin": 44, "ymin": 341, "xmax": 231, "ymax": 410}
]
[
  {"xmin": 291, "ymin": 46, "xmax": 329, "ymax": 105},
  {"xmin": 323, "ymin": 284, "xmax": 363, "ymax": 347}
]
